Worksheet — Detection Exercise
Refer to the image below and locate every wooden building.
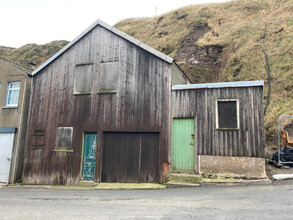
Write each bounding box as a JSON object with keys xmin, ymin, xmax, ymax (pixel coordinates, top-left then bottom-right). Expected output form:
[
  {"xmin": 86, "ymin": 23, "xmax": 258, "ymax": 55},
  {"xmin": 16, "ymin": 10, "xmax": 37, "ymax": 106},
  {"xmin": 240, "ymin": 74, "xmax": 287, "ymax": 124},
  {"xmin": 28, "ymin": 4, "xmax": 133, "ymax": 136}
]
[
  {"xmin": 22, "ymin": 20, "xmax": 191, "ymax": 185},
  {"xmin": 171, "ymin": 81, "xmax": 266, "ymax": 178},
  {"xmin": 0, "ymin": 58, "xmax": 31, "ymax": 183}
]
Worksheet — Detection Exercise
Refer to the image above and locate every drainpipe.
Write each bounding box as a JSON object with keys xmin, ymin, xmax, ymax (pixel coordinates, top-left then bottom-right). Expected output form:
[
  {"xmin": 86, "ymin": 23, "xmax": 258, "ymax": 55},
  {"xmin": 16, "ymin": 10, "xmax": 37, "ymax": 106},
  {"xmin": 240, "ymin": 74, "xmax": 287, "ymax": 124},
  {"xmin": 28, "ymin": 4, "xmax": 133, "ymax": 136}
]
[
  {"xmin": 9, "ymin": 73, "xmax": 29, "ymax": 183},
  {"xmin": 21, "ymin": 73, "xmax": 34, "ymax": 182}
]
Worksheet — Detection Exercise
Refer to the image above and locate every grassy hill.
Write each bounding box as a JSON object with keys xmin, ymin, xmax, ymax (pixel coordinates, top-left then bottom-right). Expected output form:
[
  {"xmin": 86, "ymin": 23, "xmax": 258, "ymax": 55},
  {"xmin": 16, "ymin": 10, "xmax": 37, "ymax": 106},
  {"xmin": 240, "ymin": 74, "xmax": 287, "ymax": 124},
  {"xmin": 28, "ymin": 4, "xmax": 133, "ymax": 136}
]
[
  {"xmin": 0, "ymin": 40, "xmax": 69, "ymax": 71},
  {"xmin": 115, "ymin": 0, "xmax": 293, "ymax": 145},
  {"xmin": 0, "ymin": 0, "xmax": 291, "ymax": 146}
]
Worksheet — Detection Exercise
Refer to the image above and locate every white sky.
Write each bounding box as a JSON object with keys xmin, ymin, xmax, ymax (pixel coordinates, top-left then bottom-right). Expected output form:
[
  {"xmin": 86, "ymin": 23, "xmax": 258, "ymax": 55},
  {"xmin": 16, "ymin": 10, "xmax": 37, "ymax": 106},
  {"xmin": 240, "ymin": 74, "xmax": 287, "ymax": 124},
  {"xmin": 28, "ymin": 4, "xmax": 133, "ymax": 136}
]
[{"xmin": 0, "ymin": 0, "xmax": 229, "ymax": 48}]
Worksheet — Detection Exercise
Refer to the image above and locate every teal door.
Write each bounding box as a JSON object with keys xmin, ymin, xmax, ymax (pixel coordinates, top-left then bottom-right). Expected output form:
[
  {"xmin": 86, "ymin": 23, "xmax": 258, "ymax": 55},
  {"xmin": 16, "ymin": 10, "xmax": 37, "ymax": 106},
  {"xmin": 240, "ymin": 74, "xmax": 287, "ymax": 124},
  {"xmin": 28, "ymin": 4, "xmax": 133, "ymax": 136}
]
[
  {"xmin": 172, "ymin": 119, "xmax": 195, "ymax": 171},
  {"xmin": 82, "ymin": 133, "xmax": 97, "ymax": 181}
]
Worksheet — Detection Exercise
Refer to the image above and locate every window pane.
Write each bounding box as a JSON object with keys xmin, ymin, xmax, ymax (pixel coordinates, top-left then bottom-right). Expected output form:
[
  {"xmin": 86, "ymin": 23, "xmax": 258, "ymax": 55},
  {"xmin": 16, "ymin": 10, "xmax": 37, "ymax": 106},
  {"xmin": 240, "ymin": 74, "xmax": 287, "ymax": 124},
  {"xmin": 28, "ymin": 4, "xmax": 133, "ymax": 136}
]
[
  {"xmin": 9, "ymin": 82, "xmax": 20, "ymax": 89},
  {"xmin": 56, "ymin": 127, "xmax": 73, "ymax": 150},
  {"xmin": 218, "ymin": 101, "xmax": 237, "ymax": 128},
  {"xmin": 7, "ymin": 88, "xmax": 20, "ymax": 105}
]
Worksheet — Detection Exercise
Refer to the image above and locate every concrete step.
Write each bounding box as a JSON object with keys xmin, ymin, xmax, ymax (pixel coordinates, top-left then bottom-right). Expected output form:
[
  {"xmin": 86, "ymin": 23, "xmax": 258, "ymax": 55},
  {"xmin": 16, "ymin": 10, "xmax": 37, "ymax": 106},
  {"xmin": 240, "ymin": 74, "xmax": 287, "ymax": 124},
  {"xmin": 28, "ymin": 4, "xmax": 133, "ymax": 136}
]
[
  {"xmin": 202, "ymin": 177, "xmax": 242, "ymax": 183},
  {"xmin": 78, "ymin": 181, "xmax": 98, "ymax": 187},
  {"xmin": 168, "ymin": 173, "xmax": 202, "ymax": 183}
]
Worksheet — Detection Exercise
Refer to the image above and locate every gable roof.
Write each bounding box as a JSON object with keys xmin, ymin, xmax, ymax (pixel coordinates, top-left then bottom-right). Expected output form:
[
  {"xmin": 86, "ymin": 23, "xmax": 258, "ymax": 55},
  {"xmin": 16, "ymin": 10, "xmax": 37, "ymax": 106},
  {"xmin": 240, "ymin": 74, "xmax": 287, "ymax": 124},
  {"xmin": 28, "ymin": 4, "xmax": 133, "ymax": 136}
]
[
  {"xmin": 32, "ymin": 19, "xmax": 173, "ymax": 76},
  {"xmin": 0, "ymin": 57, "xmax": 32, "ymax": 77}
]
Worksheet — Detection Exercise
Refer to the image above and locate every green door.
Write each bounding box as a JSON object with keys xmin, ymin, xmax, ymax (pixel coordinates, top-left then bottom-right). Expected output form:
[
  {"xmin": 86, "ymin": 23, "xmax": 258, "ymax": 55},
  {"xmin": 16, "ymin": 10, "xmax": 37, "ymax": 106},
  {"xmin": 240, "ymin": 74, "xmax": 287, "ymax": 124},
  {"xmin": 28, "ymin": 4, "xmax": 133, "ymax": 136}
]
[
  {"xmin": 172, "ymin": 119, "xmax": 195, "ymax": 171},
  {"xmin": 82, "ymin": 133, "xmax": 97, "ymax": 181}
]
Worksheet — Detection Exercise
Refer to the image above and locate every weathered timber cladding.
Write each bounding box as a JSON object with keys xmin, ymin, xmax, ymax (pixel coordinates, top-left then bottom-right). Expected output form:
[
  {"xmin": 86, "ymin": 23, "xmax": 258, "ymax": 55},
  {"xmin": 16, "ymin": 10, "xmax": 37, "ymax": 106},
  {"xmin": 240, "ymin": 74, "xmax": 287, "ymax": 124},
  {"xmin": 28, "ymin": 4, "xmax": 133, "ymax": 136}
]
[
  {"xmin": 172, "ymin": 86, "xmax": 265, "ymax": 158},
  {"xmin": 23, "ymin": 25, "xmax": 177, "ymax": 185},
  {"xmin": 102, "ymin": 132, "xmax": 159, "ymax": 183}
]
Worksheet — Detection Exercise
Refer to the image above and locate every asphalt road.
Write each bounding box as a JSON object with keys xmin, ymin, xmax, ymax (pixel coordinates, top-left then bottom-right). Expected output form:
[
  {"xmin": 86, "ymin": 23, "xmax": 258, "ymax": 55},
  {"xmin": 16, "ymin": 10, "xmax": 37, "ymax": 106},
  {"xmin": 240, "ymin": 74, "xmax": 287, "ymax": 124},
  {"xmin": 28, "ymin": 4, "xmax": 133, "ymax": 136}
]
[{"xmin": 1, "ymin": 183, "xmax": 293, "ymax": 219}]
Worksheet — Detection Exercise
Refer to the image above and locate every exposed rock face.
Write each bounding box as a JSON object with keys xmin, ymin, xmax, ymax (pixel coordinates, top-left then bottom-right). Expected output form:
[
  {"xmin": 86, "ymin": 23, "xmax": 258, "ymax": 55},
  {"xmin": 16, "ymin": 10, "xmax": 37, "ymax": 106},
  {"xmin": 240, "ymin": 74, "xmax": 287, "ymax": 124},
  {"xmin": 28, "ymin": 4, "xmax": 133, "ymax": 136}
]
[{"xmin": 174, "ymin": 23, "xmax": 223, "ymax": 83}]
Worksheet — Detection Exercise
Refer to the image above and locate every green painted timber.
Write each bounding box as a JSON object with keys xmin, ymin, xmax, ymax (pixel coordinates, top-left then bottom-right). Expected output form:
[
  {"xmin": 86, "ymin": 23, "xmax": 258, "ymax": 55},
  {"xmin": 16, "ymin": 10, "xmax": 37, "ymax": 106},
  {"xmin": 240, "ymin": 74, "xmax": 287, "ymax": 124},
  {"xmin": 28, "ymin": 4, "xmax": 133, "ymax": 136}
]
[
  {"xmin": 82, "ymin": 133, "xmax": 97, "ymax": 181},
  {"xmin": 172, "ymin": 119, "xmax": 195, "ymax": 171}
]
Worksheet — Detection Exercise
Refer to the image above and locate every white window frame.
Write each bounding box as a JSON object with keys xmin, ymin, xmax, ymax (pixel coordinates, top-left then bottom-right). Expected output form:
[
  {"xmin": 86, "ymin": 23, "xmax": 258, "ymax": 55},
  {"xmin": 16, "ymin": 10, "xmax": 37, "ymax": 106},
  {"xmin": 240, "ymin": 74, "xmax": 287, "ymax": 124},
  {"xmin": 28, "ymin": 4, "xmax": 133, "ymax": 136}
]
[
  {"xmin": 6, "ymin": 81, "xmax": 21, "ymax": 107},
  {"xmin": 216, "ymin": 99, "xmax": 240, "ymax": 129}
]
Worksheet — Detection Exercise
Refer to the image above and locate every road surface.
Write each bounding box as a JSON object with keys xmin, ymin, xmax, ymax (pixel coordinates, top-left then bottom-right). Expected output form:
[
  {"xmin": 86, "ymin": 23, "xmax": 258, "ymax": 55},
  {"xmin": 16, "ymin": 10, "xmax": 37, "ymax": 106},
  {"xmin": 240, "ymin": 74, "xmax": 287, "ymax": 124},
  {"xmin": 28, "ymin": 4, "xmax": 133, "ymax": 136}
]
[{"xmin": 1, "ymin": 182, "xmax": 293, "ymax": 219}]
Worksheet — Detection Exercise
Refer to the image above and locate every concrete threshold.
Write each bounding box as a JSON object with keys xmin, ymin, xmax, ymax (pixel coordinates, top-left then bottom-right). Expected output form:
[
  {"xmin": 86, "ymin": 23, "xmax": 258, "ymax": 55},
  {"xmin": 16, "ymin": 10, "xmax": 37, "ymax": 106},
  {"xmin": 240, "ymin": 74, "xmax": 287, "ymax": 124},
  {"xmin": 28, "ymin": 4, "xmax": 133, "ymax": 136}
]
[{"xmin": 94, "ymin": 183, "xmax": 166, "ymax": 190}]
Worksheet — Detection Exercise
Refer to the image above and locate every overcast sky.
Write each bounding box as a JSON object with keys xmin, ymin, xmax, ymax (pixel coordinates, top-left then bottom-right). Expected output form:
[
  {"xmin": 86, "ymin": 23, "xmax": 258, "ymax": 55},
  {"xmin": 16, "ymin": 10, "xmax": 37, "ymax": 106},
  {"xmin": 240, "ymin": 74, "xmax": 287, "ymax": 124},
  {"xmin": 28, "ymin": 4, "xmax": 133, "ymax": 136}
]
[{"xmin": 0, "ymin": 0, "xmax": 229, "ymax": 48}]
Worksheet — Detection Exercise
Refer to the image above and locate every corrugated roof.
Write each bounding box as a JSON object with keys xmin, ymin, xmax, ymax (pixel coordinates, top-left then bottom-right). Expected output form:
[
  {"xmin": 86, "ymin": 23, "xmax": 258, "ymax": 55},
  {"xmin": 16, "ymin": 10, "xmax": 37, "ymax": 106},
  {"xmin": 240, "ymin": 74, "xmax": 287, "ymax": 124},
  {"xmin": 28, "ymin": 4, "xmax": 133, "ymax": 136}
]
[
  {"xmin": 172, "ymin": 80, "xmax": 264, "ymax": 90},
  {"xmin": 32, "ymin": 19, "xmax": 173, "ymax": 76}
]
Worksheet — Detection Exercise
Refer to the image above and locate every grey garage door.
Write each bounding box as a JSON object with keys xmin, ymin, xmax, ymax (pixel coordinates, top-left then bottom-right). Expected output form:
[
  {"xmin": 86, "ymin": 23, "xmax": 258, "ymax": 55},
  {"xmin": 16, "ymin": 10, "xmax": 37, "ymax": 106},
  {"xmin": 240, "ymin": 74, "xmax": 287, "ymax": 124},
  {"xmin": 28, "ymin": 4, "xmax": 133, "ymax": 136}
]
[
  {"xmin": 102, "ymin": 132, "xmax": 159, "ymax": 183},
  {"xmin": 0, "ymin": 131, "xmax": 15, "ymax": 183}
]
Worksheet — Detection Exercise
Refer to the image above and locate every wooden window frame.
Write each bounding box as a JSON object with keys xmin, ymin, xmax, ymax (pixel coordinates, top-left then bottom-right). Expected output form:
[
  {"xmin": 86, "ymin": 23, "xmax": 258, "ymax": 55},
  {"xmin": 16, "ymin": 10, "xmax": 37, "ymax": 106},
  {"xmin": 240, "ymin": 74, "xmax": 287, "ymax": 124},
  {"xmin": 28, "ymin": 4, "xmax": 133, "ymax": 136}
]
[
  {"xmin": 97, "ymin": 61, "xmax": 119, "ymax": 94},
  {"xmin": 216, "ymin": 99, "xmax": 240, "ymax": 130},
  {"xmin": 73, "ymin": 64, "xmax": 94, "ymax": 95},
  {"xmin": 6, "ymin": 81, "xmax": 20, "ymax": 107},
  {"xmin": 55, "ymin": 127, "xmax": 74, "ymax": 152}
]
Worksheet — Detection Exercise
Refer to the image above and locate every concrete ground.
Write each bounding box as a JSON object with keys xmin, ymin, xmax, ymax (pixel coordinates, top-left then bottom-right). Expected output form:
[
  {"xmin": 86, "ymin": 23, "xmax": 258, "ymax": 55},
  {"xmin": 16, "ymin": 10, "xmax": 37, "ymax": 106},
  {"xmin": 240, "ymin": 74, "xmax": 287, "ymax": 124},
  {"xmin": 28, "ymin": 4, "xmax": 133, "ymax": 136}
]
[
  {"xmin": 0, "ymin": 182, "xmax": 7, "ymax": 188},
  {"xmin": 266, "ymin": 163, "xmax": 293, "ymax": 178},
  {"xmin": 1, "ymin": 181, "xmax": 293, "ymax": 219}
]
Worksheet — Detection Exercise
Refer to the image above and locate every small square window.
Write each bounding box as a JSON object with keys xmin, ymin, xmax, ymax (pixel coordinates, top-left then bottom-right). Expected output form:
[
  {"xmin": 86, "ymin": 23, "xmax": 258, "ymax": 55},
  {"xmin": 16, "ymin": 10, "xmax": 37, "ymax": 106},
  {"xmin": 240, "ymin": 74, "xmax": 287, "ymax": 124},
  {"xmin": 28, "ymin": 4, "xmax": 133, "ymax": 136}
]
[
  {"xmin": 216, "ymin": 100, "xmax": 239, "ymax": 129},
  {"xmin": 56, "ymin": 127, "xmax": 73, "ymax": 151},
  {"xmin": 6, "ymin": 81, "xmax": 20, "ymax": 107},
  {"xmin": 98, "ymin": 62, "xmax": 118, "ymax": 94},
  {"xmin": 73, "ymin": 64, "xmax": 94, "ymax": 95}
]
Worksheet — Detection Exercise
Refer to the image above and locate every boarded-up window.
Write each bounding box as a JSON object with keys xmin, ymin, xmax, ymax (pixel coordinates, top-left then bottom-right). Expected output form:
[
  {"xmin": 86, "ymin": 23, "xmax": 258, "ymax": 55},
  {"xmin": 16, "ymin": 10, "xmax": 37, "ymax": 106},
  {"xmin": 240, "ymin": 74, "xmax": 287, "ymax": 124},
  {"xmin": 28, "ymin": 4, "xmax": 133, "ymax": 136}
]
[
  {"xmin": 98, "ymin": 62, "xmax": 118, "ymax": 94},
  {"xmin": 217, "ymin": 100, "xmax": 239, "ymax": 129},
  {"xmin": 32, "ymin": 130, "xmax": 45, "ymax": 150},
  {"xmin": 74, "ymin": 64, "xmax": 94, "ymax": 95},
  {"xmin": 56, "ymin": 127, "xmax": 73, "ymax": 151}
]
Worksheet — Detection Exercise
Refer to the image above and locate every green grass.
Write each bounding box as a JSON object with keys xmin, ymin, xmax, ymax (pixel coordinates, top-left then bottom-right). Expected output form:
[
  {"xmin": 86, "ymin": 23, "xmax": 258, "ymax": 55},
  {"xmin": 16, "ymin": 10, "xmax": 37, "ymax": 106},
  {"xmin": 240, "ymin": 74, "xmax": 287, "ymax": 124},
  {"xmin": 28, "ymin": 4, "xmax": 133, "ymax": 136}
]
[
  {"xmin": 0, "ymin": 0, "xmax": 291, "ymax": 144},
  {"xmin": 0, "ymin": 40, "xmax": 68, "ymax": 70}
]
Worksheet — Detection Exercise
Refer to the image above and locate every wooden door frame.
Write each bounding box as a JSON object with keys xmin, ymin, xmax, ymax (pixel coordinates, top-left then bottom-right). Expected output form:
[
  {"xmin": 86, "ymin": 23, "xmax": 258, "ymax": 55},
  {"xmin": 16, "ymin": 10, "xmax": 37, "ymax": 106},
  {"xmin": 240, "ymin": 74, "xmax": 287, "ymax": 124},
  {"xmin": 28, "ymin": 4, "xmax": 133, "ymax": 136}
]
[
  {"xmin": 80, "ymin": 132, "xmax": 97, "ymax": 181},
  {"xmin": 172, "ymin": 118, "xmax": 198, "ymax": 173}
]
